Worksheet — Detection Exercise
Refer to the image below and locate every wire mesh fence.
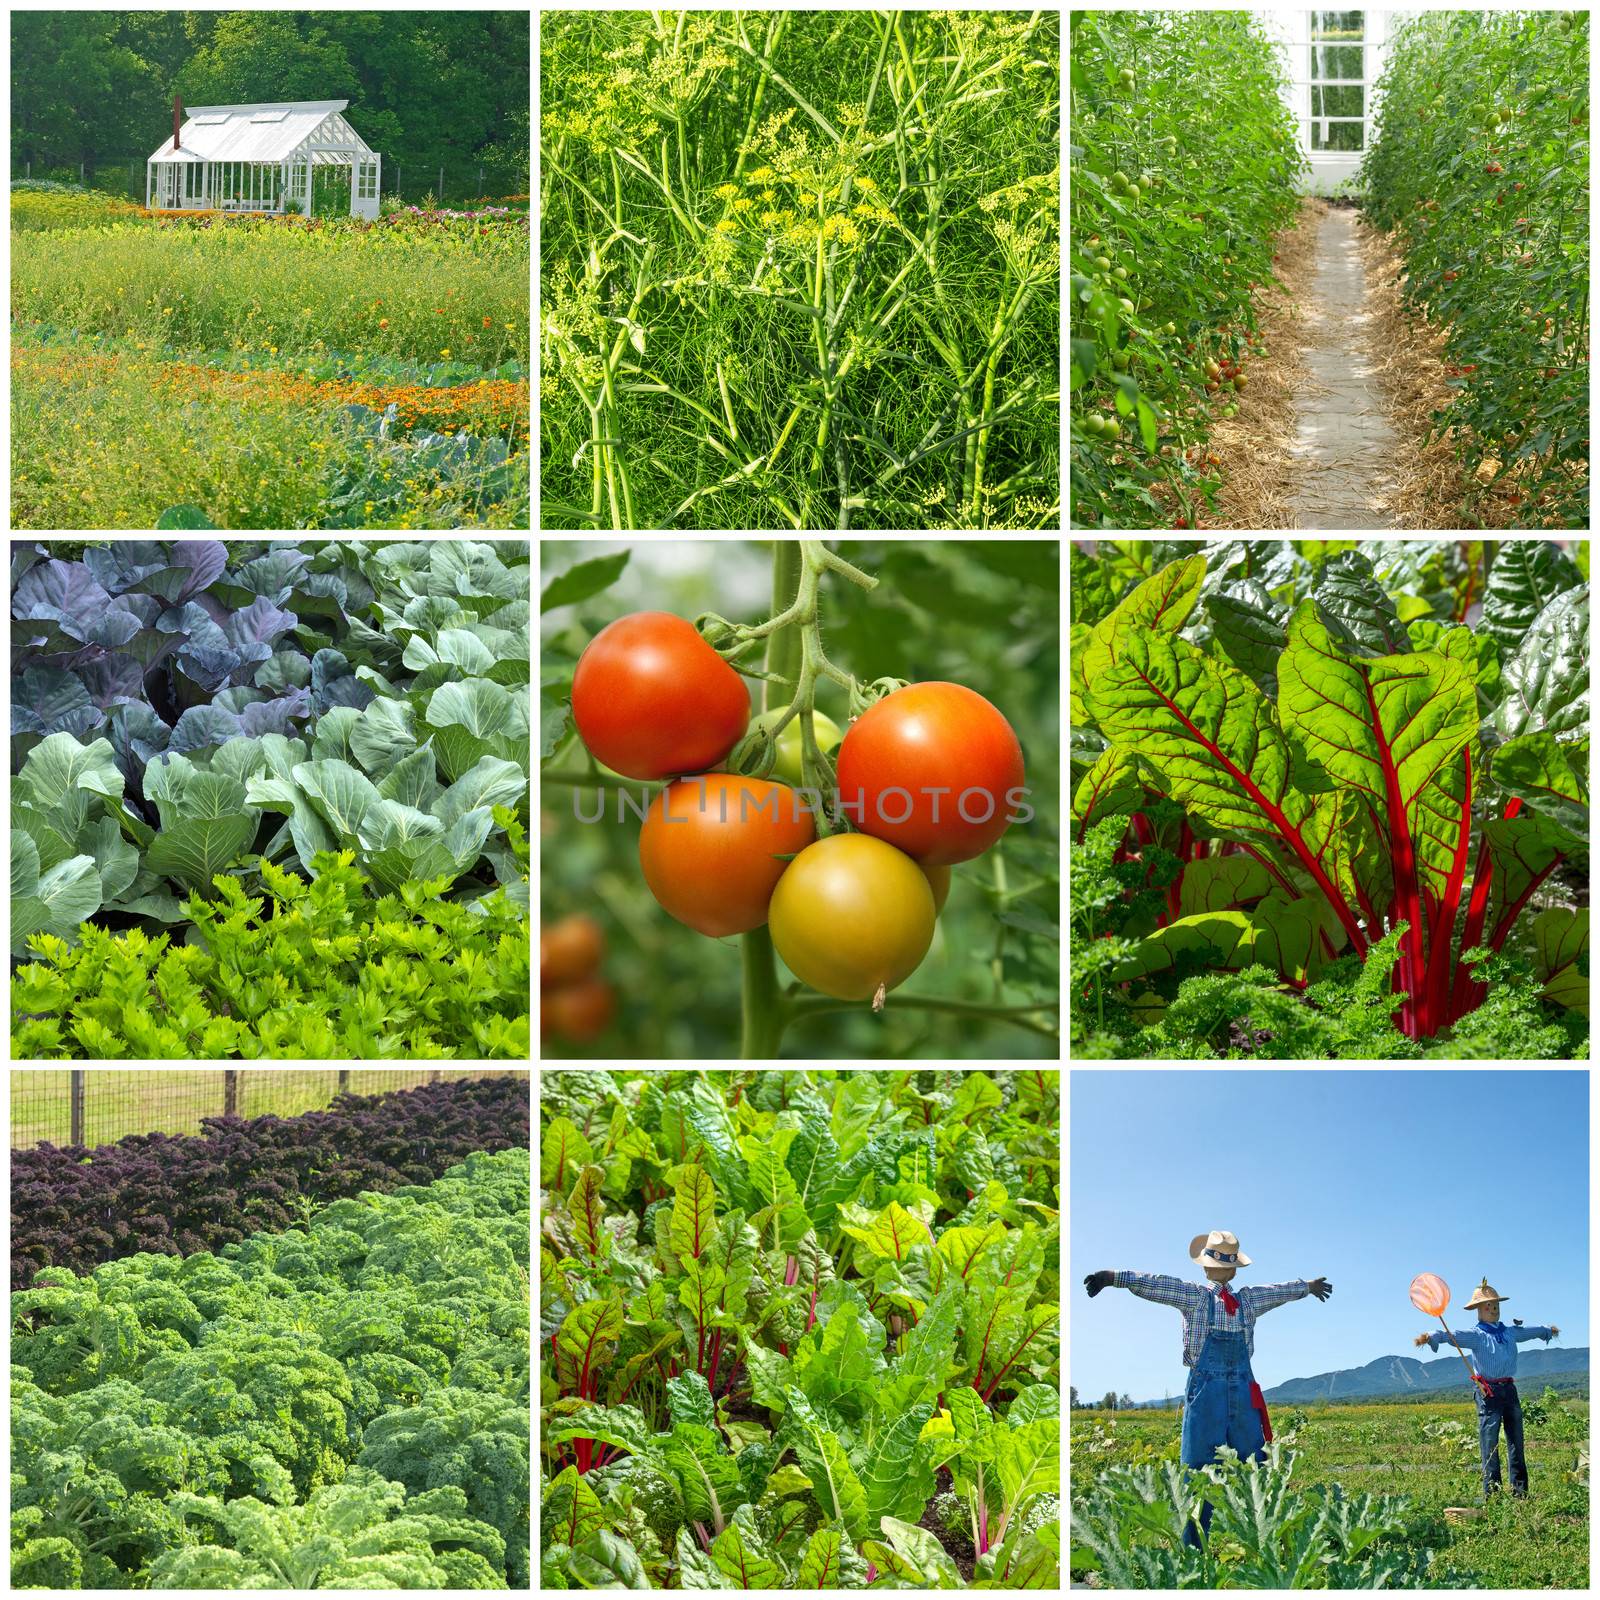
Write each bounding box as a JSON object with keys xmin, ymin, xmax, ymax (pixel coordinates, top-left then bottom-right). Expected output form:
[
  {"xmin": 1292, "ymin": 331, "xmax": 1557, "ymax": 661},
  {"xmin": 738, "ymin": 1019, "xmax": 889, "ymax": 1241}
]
[{"xmin": 11, "ymin": 1068, "xmax": 530, "ymax": 1149}]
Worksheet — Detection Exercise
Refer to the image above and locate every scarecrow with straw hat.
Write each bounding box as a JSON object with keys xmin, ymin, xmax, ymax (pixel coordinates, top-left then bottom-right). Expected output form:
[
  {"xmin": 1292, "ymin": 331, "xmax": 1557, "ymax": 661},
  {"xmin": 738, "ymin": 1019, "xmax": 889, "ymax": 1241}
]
[
  {"xmin": 1413, "ymin": 1276, "xmax": 1559, "ymax": 1499},
  {"xmin": 1085, "ymin": 1230, "xmax": 1331, "ymax": 1546}
]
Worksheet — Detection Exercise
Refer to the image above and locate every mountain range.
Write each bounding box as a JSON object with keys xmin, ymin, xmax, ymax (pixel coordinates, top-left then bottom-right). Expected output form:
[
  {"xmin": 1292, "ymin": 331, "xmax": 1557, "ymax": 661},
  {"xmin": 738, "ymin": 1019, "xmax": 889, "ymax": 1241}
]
[{"xmin": 1126, "ymin": 1345, "xmax": 1588, "ymax": 1407}]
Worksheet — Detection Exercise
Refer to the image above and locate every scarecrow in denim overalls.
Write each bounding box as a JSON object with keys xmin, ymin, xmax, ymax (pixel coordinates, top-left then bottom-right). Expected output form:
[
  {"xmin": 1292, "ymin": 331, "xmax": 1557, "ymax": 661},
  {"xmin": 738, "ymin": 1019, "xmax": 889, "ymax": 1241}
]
[
  {"xmin": 1085, "ymin": 1229, "xmax": 1332, "ymax": 1546},
  {"xmin": 1413, "ymin": 1277, "xmax": 1559, "ymax": 1499}
]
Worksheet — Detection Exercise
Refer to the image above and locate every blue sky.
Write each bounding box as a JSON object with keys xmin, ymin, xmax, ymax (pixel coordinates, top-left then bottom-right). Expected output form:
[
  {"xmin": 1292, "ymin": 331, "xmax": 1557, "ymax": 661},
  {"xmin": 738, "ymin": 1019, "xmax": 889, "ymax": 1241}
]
[{"xmin": 1070, "ymin": 1070, "xmax": 1589, "ymax": 1402}]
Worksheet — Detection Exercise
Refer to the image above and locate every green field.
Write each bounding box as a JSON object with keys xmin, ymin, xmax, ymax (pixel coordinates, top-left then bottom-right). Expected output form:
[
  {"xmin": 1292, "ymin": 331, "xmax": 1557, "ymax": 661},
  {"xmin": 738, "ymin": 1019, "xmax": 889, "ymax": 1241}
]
[
  {"xmin": 11, "ymin": 191, "xmax": 530, "ymax": 529},
  {"xmin": 1071, "ymin": 1398, "xmax": 1589, "ymax": 1588}
]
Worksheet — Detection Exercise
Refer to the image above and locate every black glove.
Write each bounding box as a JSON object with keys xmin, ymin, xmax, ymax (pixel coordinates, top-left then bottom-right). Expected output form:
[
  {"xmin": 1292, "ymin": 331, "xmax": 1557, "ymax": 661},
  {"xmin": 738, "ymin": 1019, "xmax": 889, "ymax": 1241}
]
[
  {"xmin": 1307, "ymin": 1277, "xmax": 1332, "ymax": 1302},
  {"xmin": 1085, "ymin": 1270, "xmax": 1115, "ymax": 1298}
]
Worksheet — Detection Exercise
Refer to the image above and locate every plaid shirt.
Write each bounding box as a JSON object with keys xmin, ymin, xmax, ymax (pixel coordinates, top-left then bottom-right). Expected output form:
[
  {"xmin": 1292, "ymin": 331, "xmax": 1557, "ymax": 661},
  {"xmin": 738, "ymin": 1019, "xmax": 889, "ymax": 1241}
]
[{"xmin": 1113, "ymin": 1271, "xmax": 1310, "ymax": 1366}]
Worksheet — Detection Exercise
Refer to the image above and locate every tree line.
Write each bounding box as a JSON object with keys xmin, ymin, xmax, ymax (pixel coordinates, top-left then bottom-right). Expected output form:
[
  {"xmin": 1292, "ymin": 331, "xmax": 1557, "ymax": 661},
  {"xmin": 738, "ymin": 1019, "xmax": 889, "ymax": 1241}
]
[{"xmin": 11, "ymin": 9, "xmax": 528, "ymax": 191}]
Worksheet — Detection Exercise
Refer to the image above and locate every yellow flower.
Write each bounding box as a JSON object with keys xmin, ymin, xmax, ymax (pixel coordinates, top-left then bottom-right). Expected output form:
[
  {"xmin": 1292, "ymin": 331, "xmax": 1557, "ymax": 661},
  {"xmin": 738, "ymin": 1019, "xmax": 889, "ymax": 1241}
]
[
  {"xmin": 715, "ymin": 183, "xmax": 738, "ymax": 199},
  {"xmin": 440, "ymin": 348, "xmax": 451, "ymax": 358},
  {"xmin": 733, "ymin": 197, "xmax": 753, "ymax": 212},
  {"xmin": 857, "ymin": 176, "xmax": 878, "ymax": 192},
  {"xmin": 715, "ymin": 218, "xmax": 737, "ymax": 234}
]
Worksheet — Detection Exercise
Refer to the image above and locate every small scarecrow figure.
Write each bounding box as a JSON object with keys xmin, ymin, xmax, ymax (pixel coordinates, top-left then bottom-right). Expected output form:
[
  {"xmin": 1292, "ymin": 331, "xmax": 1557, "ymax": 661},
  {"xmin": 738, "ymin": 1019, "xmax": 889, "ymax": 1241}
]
[
  {"xmin": 1086, "ymin": 1230, "xmax": 1331, "ymax": 1546},
  {"xmin": 1414, "ymin": 1277, "xmax": 1559, "ymax": 1499}
]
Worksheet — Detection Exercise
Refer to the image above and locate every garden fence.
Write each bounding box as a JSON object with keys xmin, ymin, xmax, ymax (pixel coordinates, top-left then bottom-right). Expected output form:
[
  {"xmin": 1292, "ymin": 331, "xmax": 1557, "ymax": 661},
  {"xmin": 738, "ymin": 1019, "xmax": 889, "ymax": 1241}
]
[{"xmin": 11, "ymin": 1067, "xmax": 530, "ymax": 1149}]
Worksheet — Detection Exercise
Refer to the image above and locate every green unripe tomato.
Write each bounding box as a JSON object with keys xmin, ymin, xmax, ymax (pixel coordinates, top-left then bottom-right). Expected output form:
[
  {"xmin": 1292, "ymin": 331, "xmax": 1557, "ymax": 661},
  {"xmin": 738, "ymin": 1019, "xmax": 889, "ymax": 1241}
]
[
  {"xmin": 1094, "ymin": 255, "xmax": 1112, "ymax": 271},
  {"xmin": 1118, "ymin": 297, "xmax": 1135, "ymax": 314},
  {"xmin": 753, "ymin": 706, "xmax": 842, "ymax": 785},
  {"xmin": 1112, "ymin": 350, "xmax": 1131, "ymax": 371},
  {"xmin": 1112, "ymin": 265, "xmax": 1128, "ymax": 281},
  {"xmin": 1164, "ymin": 322, "xmax": 1177, "ymax": 335},
  {"xmin": 1113, "ymin": 170, "xmax": 1131, "ymax": 190},
  {"xmin": 1126, "ymin": 183, "xmax": 1141, "ymax": 201},
  {"xmin": 1119, "ymin": 69, "xmax": 1136, "ymax": 88}
]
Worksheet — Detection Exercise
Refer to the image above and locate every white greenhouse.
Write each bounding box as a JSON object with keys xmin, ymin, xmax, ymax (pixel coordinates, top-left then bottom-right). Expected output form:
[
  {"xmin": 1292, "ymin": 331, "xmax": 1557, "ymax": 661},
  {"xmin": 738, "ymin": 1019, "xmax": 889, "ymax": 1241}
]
[{"xmin": 146, "ymin": 98, "xmax": 381, "ymax": 219}]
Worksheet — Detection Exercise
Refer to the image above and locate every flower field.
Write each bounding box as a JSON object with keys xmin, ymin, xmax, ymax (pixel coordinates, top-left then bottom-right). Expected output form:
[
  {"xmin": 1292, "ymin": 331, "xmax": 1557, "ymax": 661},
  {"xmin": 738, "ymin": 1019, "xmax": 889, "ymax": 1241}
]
[
  {"xmin": 11, "ymin": 192, "xmax": 530, "ymax": 529},
  {"xmin": 11, "ymin": 1074, "xmax": 531, "ymax": 1589}
]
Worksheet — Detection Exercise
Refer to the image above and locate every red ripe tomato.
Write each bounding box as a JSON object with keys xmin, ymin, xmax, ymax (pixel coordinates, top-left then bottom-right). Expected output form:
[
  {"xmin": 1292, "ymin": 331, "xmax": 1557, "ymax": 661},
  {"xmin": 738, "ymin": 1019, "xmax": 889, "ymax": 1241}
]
[
  {"xmin": 541, "ymin": 914, "xmax": 605, "ymax": 988},
  {"xmin": 571, "ymin": 612, "xmax": 750, "ymax": 780},
  {"xmin": 542, "ymin": 976, "xmax": 616, "ymax": 1043},
  {"xmin": 769, "ymin": 833, "xmax": 935, "ymax": 1002},
  {"xmin": 836, "ymin": 683, "xmax": 1025, "ymax": 865},
  {"xmin": 639, "ymin": 773, "xmax": 815, "ymax": 937}
]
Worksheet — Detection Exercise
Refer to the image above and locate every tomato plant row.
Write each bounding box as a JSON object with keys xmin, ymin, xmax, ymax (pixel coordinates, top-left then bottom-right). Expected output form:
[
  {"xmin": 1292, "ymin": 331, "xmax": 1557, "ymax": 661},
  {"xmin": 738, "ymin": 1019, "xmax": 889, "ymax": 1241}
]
[
  {"xmin": 1360, "ymin": 10, "xmax": 1589, "ymax": 529},
  {"xmin": 1069, "ymin": 10, "xmax": 1306, "ymax": 530}
]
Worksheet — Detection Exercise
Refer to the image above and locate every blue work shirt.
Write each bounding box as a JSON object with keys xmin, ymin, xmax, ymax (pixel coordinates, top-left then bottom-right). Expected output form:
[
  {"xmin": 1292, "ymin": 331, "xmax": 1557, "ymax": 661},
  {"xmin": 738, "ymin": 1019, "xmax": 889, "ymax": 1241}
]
[
  {"xmin": 1424, "ymin": 1322, "xmax": 1554, "ymax": 1381},
  {"xmin": 1113, "ymin": 1271, "xmax": 1309, "ymax": 1367}
]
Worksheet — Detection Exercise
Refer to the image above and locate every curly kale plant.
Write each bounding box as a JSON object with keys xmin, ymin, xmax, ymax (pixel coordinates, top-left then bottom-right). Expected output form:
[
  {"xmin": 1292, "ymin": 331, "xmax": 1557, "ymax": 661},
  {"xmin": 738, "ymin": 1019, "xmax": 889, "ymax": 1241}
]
[{"xmin": 11, "ymin": 1149, "xmax": 530, "ymax": 1589}]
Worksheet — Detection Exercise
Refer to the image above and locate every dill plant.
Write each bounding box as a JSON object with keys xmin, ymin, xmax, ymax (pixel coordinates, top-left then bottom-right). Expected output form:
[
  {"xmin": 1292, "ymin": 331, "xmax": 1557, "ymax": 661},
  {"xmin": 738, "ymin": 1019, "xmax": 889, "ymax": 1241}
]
[{"xmin": 540, "ymin": 9, "xmax": 1060, "ymax": 530}]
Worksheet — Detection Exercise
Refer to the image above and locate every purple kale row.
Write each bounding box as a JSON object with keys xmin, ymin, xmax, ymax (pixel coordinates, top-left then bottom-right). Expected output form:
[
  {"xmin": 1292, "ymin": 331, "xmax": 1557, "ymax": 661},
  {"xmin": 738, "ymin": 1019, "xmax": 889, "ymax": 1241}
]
[{"xmin": 11, "ymin": 1073, "xmax": 530, "ymax": 1288}]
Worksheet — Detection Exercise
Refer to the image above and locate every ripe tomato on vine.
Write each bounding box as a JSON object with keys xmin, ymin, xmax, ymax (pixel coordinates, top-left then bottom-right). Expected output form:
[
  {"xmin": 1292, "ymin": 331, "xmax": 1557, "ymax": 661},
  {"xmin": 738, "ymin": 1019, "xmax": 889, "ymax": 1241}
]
[
  {"xmin": 835, "ymin": 682, "xmax": 1025, "ymax": 866},
  {"xmin": 572, "ymin": 612, "xmax": 750, "ymax": 780},
  {"xmin": 638, "ymin": 774, "xmax": 815, "ymax": 938}
]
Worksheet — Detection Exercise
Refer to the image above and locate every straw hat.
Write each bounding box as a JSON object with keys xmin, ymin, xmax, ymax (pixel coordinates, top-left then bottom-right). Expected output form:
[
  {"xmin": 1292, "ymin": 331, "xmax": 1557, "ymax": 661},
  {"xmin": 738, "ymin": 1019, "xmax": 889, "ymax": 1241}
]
[
  {"xmin": 1190, "ymin": 1229, "xmax": 1252, "ymax": 1269},
  {"xmin": 1464, "ymin": 1277, "xmax": 1508, "ymax": 1309}
]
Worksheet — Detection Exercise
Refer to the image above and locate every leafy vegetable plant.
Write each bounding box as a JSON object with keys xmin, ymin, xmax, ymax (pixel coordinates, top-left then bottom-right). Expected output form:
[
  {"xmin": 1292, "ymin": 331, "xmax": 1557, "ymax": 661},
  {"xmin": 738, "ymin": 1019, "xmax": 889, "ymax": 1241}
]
[
  {"xmin": 540, "ymin": 11, "xmax": 1059, "ymax": 529},
  {"xmin": 1071, "ymin": 1444, "xmax": 1475, "ymax": 1588},
  {"xmin": 1072, "ymin": 540, "xmax": 1588, "ymax": 1059},
  {"xmin": 540, "ymin": 1070, "xmax": 1060, "ymax": 1588},
  {"xmin": 11, "ymin": 538, "xmax": 531, "ymax": 1060},
  {"xmin": 13, "ymin": 847, "xmax": 531, "ymax": 1060},
  {"xmin": 13, "ymin": 1145, "xmax": 530, "ymax": 1589},
  {"xmin": 10, "ymin": 1072, "xmax": 529, "ymax": 1286}
]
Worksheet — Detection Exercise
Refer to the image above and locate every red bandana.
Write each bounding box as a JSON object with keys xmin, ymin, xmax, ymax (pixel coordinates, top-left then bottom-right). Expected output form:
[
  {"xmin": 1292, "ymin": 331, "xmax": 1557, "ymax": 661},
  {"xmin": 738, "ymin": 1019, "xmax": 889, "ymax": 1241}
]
[{"xmin": 1218, "ymin": 1284, "xmax": 1240, "ymax": 1316}]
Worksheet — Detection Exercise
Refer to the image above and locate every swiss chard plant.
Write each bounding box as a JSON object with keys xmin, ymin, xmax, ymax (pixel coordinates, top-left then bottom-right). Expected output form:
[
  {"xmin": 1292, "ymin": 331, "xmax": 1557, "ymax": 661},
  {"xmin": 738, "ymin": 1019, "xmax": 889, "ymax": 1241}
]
[
  {"xmin": 1072, "ymin": 540, "xmax": 1588, "ymax": 1058},
  {"xmin": 540, "ymin": 1070, "xmax": 1060, "ymax": 1589}
]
